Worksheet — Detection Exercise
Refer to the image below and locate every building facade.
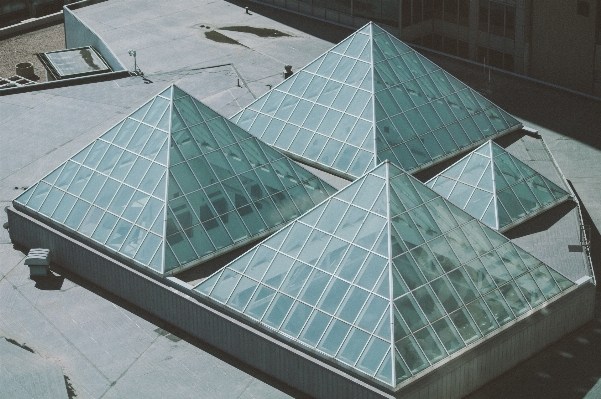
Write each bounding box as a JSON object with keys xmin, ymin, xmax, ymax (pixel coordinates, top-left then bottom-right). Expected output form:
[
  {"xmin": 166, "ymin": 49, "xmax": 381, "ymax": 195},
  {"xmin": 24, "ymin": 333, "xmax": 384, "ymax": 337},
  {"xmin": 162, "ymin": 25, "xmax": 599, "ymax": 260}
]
[{"xmin": 255, "ymin": 0, "xmax": 601, "ymax": 95}]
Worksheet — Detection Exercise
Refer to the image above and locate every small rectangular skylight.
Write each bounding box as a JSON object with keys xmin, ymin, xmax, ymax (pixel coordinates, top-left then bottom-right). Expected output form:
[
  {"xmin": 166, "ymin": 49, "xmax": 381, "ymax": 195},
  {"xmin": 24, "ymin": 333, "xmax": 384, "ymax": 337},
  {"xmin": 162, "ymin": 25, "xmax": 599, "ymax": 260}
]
[{"xmin": 39, "ymin": 46, "xmax": 112, "ymax": 79}]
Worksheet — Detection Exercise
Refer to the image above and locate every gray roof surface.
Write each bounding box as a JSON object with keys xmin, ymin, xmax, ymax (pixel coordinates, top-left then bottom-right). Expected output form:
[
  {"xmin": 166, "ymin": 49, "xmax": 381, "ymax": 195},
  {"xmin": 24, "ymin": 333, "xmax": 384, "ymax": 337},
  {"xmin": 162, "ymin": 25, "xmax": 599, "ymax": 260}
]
[
  {"xmin": 0, "ymin": 338, "xmax": 69, "ymax": 399},
  {"xmin": 0, "ymin": 0, "xmax": 600, "ymax": 398},
  {"xmin": 493, "ymin": 133, "xmax": 590, "ymax": 282}
]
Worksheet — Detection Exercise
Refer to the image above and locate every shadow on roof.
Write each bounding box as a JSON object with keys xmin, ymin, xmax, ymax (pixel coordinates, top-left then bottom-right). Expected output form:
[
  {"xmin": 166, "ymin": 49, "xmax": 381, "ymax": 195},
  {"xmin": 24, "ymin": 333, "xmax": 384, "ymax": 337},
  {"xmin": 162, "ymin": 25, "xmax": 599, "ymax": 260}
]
[{"xmin": 503, "ymin": 200, "xmax": 577, "ymax": 239}]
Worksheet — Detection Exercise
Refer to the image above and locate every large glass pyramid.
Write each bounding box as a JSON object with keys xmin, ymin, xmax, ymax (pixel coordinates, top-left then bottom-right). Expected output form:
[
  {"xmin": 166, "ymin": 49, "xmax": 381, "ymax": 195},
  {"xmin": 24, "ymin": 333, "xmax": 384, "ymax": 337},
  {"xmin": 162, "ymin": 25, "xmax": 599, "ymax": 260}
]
[
  {"xmin": 231, "ymin": 23, "xmax": 522, "ymax": 180},
  {"xmin": 194, "ymin": 161, "xmax": 573, "ymax": 389},
  {"xmin": 426, "ymin": 141, "xmax": 571, "ymax": 231},
  {"xmin": 13, "ymin": 85, "xmax": 336, "ymax": 275}
]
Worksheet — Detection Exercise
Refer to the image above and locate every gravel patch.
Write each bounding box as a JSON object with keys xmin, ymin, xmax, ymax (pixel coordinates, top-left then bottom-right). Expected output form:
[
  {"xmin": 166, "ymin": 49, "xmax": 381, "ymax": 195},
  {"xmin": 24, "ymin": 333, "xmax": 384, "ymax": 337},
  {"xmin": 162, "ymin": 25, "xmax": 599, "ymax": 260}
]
[{"xmin": 0, "ymin": 24, "xmax": 65, "ymax": 83}]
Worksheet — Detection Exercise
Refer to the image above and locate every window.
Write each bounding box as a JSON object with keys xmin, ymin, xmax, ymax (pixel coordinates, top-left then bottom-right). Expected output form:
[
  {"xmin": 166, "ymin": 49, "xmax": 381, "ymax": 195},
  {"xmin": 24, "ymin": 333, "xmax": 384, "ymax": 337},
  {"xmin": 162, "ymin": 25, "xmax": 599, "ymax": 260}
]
[
  {"xmin": 478, "ymin": 46, "xmax": 514, "ymax": 72},
  {"xmin": 458, "ymin": 0, "xmax": 470, "ymax": 26},
  {"xmin": 478, "ymin": 1, "xmax": 516, "ymax": 39},
  {"xmin": 402, "ymin": 0, "xmax": 412, "ymax": 26},
  {"xmin": 413, "ymin": 0, "xmax": 424, "ymax": 24},
  {"xmin": 354, "ymin": 0, "xmax": 399, "ymax": 26},
  {"xmin": 478, "ymin": 0, "xmax": 489, "ymax": 31},
  {"xmin": 444, "ymin": 0, "xmax": 458, "ymax": 22},
  {"xmin": 577, "ymin": 1, "xmax": 590, "ymax": 17},
  {"xmin": 489, "ymin": 2, "xmax": 505, "ymax": 36}
]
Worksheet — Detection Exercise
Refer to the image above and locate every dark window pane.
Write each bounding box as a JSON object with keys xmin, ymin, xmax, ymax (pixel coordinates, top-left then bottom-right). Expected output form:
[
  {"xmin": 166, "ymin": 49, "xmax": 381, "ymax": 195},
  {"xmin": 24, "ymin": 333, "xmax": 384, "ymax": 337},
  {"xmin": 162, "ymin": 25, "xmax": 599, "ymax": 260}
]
[
  {"xmin": 458, "ymin": 0, "xmax": 469, "ymax": 26},
  {"xmin": 489, "ymin": 1, "xmax": 505, "ymax": 36},
  {"xmin": 444, "ymin": 0, "xmax": 458, "ymax": 23},
  {"xmin": 478, "ymin": 0, "xmax": 489, "ymax": 32},
  {"xmin": 505, "ymin": 5, "xmax": 516, "ymax": 38}
]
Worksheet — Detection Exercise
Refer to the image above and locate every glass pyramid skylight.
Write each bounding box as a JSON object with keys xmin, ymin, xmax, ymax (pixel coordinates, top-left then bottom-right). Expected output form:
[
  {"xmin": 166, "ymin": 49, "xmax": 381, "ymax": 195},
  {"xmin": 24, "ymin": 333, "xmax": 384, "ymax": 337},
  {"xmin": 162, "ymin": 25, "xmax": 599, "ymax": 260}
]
[
  {"xmin": 13, "ymin": 85, "xmax": 336, "ymax": 275},
  {"xmin": 194, "ymin": 161, "xmax": 573, "ymax": 389},
  {"xmin": 231, "ymin": 23, "xmax": 522, "ymax": 180},
  {"xmin": 426, "ymin": 141, "xmax": 571, "ymax": 231}
]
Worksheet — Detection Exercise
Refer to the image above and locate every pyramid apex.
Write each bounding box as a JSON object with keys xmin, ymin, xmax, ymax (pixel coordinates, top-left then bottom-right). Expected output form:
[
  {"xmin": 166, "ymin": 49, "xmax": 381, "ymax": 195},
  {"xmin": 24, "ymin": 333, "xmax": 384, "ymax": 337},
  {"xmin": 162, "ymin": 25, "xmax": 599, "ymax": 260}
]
[
  {"xmin": 195, "ymin": 156, "xmax": 574, "ymax": 389},
  {"xmin": 233, "ymin": 23, "xmax": 522, "ymax": 179},
  {"xmin": 426, "ymin": 140, "xmax": 571, "ymax": 231}
]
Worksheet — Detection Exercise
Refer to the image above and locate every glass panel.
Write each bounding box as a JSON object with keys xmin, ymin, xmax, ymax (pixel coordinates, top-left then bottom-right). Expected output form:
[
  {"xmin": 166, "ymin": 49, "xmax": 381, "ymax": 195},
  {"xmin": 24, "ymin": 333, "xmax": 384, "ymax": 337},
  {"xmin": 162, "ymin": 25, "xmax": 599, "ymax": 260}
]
[
  {"xmin": 430, "ymin": 276, "xmax": 462, "ymax": 313},
  {"xmin": 356, "ymin": 336, "xmax": 390, "ymax": 375},
  {"xmin": 64, "ymin": 200, "xmax": 90, "ymax": 230},
  {"xmin": 484, "ymin": 289, "xmax": 515, "ymax": 325},
  {"xmin": 527, "ymin": 175, "xmax": 556, "ymax": 205},
  {"xmin": 336, "ymin": 286, "xmax": 369, "ymax": 324},
  {"xmin": 392, "ymin": 213, "xmax": 424, "ymax": 250},
  {"xmin": 425, "ymin": 198, "xmax": 457, "ymax": 233},
  {"xmin": 245, "ymin": 285, "xmax": 276, "ymax": 320},
  {"xmin": 393, "ymin": 253, "xmax": 426, "ymax": 290},
  {"xmin": 280, "ymin": 301, "xmax": 312, "ymax": 338},
  {"xmin": 299, "ymin": 310, "xmax": 332, "ymax": 347},
  {"xmin": 461, "ymin": 221, "xmax": 492, "ymax": 256},
  {"xmin": 338, "ymin": 328, "xmax": 370, "ymax": 365},
  {"xmin": 464, "ymin": 258, "xmax": 496, "ymax": 295},
  {"xmin": 396, "ymin": 335, "xmax": 429, "ymax": 373},
  {"xmin": 445, "ymin": 228, "xmax": 477, "ymax": 264},
  {"xmin": 448, "ymin": 268, "xmax": 478, "ymax": 303},
  {"xmin": 318, "ymin": 277, "xmax": 350, "ymax": 315},
  {"xmin": 39, "ymin": 188, "xmax": 63, "ymax": 217},
  {"xmin": 262, "ymin": 293, "xmax": 294, "ymax": 329},
  {"xmin": 298, "ymin": 269, "xmax": 331, "ymax": 306},
  {"xmin": 414, "ymin": 326, "xmax": 446, "ymax": 364},
  {"xmin": 531, "ymin": 266, "xmax": 561, "ymax": 299},
  {"xmin": 297, "ymin": 229, "xmax": 330, "ymax": 266},
  {"xmin": 408, "ymin": 205, "xmax": 441, "ymax": 242},
  {"xmin": 413, "ymin": 285, "xmax": 445, "ymax": 323},
  {"xmin": 134, "ymin": 233, "xmax": 161, "ymax": 265},
  {"xmin": 449, "ymin": 308, "xmax": 481, "ymax": 344},
  {"xmin": 500, "ymin": 282, "xmax": 530, "ymax": 316},
  {"xmin": 391, "ymin": 174, "xmax": 423, "ymax": 209},
  {"xmin": 411, "ymin": 245, "xmax": 443, "ymax": 281},
  {"xmin": 394, "ymin": 294, "xmax": 428, "ymax": 332},
  {"xmin": 317, "ymin": 319, "xmax": 351, "ymax": 356},
  {"xmin": 106, "ymin": 219, "xmax": 132, "ymax": 250},
  {"xmin": 515, "ymin": 273, "xmax": 545, "ymax": 308},
  {"xmin": 466, "ymin": 298, "xmax": 498, "ymax": 335},
  {"xmin": 355, "ymin": 254, "xmax": 387, "ymax": 291},
  {"xmin": 428, "ymin": 236, "xmax": 461, "ymax": 272},
  {"xmin": 280, "ymin": 262, "xmax": 312, "ymax": 298},
  {"xmin": 51, "ymin": 193, "xmax": 77, "ymax": 223},
  {"xmin": 356, "ymin": 295, "xmax": 388, "ymax": 333}
]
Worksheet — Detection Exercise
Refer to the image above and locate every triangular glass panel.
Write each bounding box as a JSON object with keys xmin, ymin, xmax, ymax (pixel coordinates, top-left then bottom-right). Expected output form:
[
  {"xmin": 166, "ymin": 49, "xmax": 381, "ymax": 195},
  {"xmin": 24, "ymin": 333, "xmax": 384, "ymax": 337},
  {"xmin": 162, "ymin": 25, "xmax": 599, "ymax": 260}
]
[
  {"xmin": 427, "ymin": 141, "xmax": 571, "ymax": 231},
  {"xmin": 231, "ymin": 23, "xmax": 521, "ymax": 179},
  {"xmin": 13, "ymin": 85, "xmax": 334, "ymax": 276},
  {"xmin": 192, "ymin": 160, "xmax": 574, "ymax": 389}
]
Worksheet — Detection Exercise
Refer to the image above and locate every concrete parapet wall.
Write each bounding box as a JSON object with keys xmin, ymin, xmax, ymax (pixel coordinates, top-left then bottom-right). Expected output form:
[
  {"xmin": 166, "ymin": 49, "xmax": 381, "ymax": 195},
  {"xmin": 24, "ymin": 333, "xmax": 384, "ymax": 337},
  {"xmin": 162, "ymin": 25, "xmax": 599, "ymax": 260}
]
[
  {"xmin": 63, "ymin": 5, "xmax": 125, "ymax": 71},
  {"xmin": 7, "ymin": 206, "xmax": 596, "ymax": 399},
  {"xmin": 7, "ymin": 207, "xmax": 391, "ymax": 399}
]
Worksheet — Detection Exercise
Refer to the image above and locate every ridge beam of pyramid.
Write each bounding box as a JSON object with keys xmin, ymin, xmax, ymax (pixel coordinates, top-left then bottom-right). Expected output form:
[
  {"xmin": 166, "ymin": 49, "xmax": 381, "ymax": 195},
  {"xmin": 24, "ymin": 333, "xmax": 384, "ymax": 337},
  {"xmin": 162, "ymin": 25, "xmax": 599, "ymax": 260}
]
[{"xmin": 231, "ymin": 22, "xmax": 523, "ymax": 181}]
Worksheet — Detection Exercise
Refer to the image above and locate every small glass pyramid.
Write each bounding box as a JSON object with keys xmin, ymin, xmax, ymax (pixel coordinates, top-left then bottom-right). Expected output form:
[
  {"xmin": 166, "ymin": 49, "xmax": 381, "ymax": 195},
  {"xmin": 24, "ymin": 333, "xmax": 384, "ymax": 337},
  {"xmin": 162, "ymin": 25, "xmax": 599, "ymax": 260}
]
[
  {"xmin": 194, "ymin": 161, "xmax": 573, "ymax": 389},
  {"xmin": 426, "ymin": 141, "xmax": 571, "ymax": 231},
  {"xmin": 13, "ymin": 85, "xmax": 336, "ymax": 275},
  {"xmin": 231, "ymin": 23, "xmax": 522, "ymax": 179}
]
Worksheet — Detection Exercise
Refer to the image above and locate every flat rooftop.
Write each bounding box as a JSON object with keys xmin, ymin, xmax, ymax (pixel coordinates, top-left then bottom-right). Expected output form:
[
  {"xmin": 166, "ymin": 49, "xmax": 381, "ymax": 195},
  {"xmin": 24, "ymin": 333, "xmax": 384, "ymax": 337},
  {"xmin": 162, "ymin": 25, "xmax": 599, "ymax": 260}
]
[{"xmin": 0, "ymin": 0, "xmax": 600, "ymax": 398}]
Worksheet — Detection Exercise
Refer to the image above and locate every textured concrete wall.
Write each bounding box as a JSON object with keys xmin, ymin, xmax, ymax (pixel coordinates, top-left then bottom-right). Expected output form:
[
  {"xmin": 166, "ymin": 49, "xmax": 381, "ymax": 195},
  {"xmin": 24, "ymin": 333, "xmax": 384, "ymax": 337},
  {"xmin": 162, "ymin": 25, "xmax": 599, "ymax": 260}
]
[
  {"xmin": 7, "ymin": 206, "xmax": 595, "ymax": 399},
  {"xmin": 63, "ymin": 6, "xmax": 125, "ymax": 71},
  {"xmin": 530, "ymin": 0, "xmax": 597, "ymax": 94}
]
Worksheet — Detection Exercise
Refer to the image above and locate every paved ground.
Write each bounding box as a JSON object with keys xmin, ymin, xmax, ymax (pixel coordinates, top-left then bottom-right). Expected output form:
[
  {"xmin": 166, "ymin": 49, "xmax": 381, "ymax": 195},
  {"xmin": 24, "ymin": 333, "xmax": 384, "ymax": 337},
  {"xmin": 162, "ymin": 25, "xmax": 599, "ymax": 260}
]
[
  {"xmin": 0, "ymin": 0, "xmax": 600, "ymax": 398},
  {"xmin": 0, "ymin": 23, "xmax": 65, "ymax": 83}
]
